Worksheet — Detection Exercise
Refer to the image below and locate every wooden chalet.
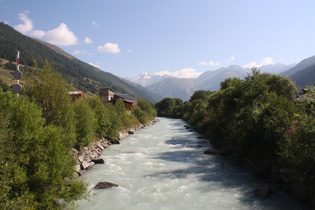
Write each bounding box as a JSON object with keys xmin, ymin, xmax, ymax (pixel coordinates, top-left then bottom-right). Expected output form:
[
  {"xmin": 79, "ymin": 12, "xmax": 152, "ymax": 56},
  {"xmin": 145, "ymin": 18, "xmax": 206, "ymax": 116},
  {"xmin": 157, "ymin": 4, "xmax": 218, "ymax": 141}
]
[{"xmin": 99, "ymin": 88, "xmax": 137, "ymax": 111}]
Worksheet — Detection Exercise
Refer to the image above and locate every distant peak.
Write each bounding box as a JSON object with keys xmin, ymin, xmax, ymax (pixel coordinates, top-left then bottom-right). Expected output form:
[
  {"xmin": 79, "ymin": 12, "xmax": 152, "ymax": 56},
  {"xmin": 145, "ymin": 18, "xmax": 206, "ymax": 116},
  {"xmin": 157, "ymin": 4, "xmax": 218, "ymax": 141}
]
[{"xmin": 140, "ymin": 71, "xmax": 150, "ymax": 76}]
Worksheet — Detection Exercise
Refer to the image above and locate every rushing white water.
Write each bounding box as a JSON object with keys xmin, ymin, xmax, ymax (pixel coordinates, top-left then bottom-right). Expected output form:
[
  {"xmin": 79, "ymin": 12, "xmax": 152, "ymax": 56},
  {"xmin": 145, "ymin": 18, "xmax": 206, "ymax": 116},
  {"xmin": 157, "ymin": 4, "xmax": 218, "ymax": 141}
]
[{"xmin": 75, "ymin": 117, "xmax": 309, "ymax": 210}]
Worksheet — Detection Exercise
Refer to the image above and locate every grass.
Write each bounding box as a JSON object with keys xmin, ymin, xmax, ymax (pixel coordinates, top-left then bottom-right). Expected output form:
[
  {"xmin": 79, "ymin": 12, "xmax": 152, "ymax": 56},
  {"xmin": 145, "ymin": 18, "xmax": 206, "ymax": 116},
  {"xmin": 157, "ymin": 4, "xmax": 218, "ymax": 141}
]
[{"xmin": 0, "ymin": 58, "xmax": 25, "ymax": 86}]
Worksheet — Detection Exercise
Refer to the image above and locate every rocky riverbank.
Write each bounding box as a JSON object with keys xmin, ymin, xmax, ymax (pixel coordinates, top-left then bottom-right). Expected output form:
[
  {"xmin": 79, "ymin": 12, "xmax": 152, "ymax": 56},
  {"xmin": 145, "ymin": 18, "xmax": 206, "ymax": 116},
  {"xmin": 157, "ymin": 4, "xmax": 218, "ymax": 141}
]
[{"xmin": 71, "ymin": 120, "xmax": 157, "ymax": 178}]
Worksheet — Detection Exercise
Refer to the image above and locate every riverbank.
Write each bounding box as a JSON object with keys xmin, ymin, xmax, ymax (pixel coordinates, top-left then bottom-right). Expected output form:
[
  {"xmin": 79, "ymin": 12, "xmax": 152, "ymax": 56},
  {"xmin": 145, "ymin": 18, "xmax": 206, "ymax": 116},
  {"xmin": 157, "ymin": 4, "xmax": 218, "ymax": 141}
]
[
  {"xmin": 71, "ymin": 119, "xmax": 157, "ymax": 178},
  {"xmin": 199, "ymin": 127, "xmax": 315, "ymax": 208},
  {"xmin": 75, "ymin": 117, "xmax": 309, "ymax": 210}
]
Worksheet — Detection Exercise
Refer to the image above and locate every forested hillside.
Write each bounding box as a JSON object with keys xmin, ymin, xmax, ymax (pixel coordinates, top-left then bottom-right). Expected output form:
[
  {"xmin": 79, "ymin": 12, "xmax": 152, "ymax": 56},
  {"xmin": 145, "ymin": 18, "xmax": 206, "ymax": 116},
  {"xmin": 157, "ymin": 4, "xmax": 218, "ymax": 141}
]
[
  {"xmin": 281, "ymin": 55, "xmax": 315, "ymax": 89},
  {"xmin": 0, "ymin": 22, "xmax": 161, "ymax": 103}
]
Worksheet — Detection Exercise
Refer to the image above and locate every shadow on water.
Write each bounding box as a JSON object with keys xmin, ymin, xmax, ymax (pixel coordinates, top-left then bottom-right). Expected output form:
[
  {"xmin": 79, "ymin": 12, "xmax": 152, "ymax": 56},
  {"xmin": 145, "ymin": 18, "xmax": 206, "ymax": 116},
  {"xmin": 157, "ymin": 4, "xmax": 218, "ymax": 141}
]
[{"xmin": 145, "ymin": 135, "xmax": 311, "ymax": 210}]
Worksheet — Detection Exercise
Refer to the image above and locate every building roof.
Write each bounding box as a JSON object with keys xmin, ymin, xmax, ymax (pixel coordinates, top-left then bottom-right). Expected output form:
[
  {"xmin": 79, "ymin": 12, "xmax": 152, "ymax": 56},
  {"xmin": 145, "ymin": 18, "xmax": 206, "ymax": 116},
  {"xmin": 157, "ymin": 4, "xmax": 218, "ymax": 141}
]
[
  {"xmin": 68, "ymin": 91, "xmax": 84, "ymax": 95},
  {"xmin": 101, "ymin": 87, "xmax": 115, "ymax": 92},
  {"xmin": 114, "ymin": 93, "xmax": 137, "ymax": 100}
]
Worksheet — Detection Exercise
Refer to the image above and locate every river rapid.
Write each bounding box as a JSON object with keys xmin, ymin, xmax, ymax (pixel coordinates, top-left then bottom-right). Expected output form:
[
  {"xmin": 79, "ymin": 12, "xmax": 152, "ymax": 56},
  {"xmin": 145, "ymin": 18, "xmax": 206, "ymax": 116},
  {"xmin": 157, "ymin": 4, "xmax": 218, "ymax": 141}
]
[{"xmin": 75, "ymin": 117, "xmax": 309, "ymax": 210}]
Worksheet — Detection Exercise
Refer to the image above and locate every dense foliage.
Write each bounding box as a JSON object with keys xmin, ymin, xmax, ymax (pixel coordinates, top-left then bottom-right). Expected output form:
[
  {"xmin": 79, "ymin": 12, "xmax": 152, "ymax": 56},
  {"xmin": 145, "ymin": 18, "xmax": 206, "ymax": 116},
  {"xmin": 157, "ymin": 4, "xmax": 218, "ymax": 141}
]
[
  {"xmin": 0, "ymin": 64, "xmax": 156, "ymax": 209},
  {"xmin": 156, "ymin": 69, "xmax": 315, "ymax": 202},
  {"xmin": 0, "ymin": 78, "xmax": 10, "ymax": 92}
]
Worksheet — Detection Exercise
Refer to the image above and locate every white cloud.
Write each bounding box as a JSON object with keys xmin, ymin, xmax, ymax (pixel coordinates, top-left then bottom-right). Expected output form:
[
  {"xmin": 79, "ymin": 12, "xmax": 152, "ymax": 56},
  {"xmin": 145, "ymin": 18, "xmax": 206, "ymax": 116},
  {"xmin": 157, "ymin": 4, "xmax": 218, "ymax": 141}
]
[
  {"xmin": 154, "ymin": 68, "xmax": 202, "ymax": 78},
  {"xmin": 14, "ymin": 11, "xmax": 33, "ymax": 33},
  {"xmin": 89, "ymin": 62, "xmax": 100, "ymax": 68},
  {"xmin": 243, "ymin": 62, "xmax": 259, "ymax": 69},
  {"xmin": 45, "ymin": 23, "xmax": 78, "ymax": 46},
  {"xmin": 31, "ymin": 29, "xmax": 46, "ymax": 38},
  {"xmin": 92, "ymin": 21, "xmax": 100, "ymax": 27},
  {"xmin": 128, "ymin": 49, "xmax": 132, "ymax": 53},
  {"xmin": 97, "ymin": 42, "xmax": 121, "ymax": 54},
  {"xmin": 84, "ymin": 37, "xmax": 92, "ymax": 44},
  {"xmin": 262, "ymin": 57, "xmax": 273, "ymax": 65},
  {"xmin": 73, "ymin": 50, "xmax": 83, "ymax": 55},
  {"xmin": 226, "ymin": 56, "xmax": 236, "ymax": 62},
  {"xmin": 243, "ymin": 57, "xmax": 274, "ymax": 69},
  {"xmin": 72, "ymin": 50, "xmax": 92, "ymax": 55},
  {"xmin": 198, "ymin": 60, "xmax": 220, "ymax": 66}
]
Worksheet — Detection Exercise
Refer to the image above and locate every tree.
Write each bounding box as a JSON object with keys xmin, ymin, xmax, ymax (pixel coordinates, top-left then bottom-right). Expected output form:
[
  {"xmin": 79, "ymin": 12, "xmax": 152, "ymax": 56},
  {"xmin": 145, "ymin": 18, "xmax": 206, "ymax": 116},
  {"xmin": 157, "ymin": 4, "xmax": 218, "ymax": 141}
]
[
  {"xmin": 25, "ymin": 62, "xmax": 76, "ymax": 147},
  {"xmin": 0, "ymin": 90, "xmax": 86, "ymax": 209},
  {"xmin": 85, "ymin": 96, "xmax": 112, "ymax": 138},
  {"xmin": 73, "ymin": 99, "xmax": 97, "ymax": 149},
  {"xmin": 155, "ymin": 97, "xmax": 183, "ymax": 117},
  {"xmin": 189, "ymin": 90, "xmax": 214, "ymax": 102}
]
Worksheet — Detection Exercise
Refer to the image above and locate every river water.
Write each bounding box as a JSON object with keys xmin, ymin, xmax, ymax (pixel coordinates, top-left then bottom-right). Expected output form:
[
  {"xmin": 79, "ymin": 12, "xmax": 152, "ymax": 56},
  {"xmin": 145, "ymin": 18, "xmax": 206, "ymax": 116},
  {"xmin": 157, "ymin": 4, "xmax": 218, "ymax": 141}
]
[{"xmin": 75, "ymin": 117, "xmax": 309, "ymax": 210}]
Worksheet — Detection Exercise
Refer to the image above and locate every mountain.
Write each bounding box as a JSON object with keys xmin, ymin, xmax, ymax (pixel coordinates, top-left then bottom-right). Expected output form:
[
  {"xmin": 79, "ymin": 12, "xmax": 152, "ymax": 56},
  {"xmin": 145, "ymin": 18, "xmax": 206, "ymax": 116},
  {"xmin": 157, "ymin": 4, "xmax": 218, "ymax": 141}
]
[
  {"xmin": 144, "ymin": 65, "xmax": 248, "ymax": 101},
  {"xmin": 144, "ymin": 64, "xmax": 294, "ymax": 101},
  {"xmin": 195, "ymin": 65, "xmax": 249, "ymax": 91},
  {"xmin": 281, "ymin": 55, "xmax": 315, "ymax": 89},
  {"xmin": 146, "ymin": 77, "xmax": 195, "ymax": 101},
  {"xmin": 0, "ymin": 22, "xmax": 161, "ymax": 103},
  {"xmin": 128, "ymin": 72, "xmax": 174, "ymax": 87},
  {"xmin": 260, "ymin": 63, "xmax": 296, "ymax": 74}
]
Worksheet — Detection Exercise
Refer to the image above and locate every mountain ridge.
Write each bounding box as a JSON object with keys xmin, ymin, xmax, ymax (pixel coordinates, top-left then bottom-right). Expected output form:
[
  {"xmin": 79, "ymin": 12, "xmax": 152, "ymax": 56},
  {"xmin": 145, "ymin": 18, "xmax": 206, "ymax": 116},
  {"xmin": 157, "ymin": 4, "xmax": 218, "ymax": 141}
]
[
  {"xmin": 0, "ymin": 22, "xmax": 162, "ymax": 103},
  {"xmin": 281, "ymin": 54, "xmax": 315, "ymax": 88},
  {"xmin": 130, "ymin": 63, "xmax": 294, "ymax": 101}
]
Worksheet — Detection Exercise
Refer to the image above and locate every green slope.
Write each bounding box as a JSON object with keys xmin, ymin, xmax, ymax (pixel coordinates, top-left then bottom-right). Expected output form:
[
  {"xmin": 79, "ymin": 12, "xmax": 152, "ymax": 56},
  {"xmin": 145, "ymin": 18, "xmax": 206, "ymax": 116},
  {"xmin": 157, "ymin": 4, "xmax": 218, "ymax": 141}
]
[
  {"xmin": 0, "ymin": 22, "xmax": 161, "ymax": 103},
  {"xmin": 281, "ymin": 55, "xmax": 315, "ymax": 89}
]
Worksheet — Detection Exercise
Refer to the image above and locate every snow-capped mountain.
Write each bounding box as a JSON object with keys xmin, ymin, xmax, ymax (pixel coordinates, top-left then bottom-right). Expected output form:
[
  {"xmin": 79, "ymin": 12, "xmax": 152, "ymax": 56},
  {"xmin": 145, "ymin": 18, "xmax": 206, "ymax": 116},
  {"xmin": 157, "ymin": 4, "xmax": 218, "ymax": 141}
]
[{"xmin": 128, "ymin": 72, "xmax": 174, "ymax": 87}]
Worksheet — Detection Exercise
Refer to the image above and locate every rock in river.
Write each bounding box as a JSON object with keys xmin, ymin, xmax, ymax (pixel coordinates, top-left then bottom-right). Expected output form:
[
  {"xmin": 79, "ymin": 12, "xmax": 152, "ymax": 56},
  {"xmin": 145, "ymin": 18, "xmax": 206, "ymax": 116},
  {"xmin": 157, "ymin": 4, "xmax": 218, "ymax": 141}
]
[{"xmin": 94, "ymin": 182, "xmax": 119, "ymax": 189}]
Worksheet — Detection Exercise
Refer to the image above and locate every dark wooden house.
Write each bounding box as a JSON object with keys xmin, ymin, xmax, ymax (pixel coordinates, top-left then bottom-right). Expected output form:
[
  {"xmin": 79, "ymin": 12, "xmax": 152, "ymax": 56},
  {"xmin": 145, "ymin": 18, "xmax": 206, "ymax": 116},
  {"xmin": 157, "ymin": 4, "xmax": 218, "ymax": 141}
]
[{"xmin": 99, "ymin": 88, "xmax": 137, "ymax": 111}]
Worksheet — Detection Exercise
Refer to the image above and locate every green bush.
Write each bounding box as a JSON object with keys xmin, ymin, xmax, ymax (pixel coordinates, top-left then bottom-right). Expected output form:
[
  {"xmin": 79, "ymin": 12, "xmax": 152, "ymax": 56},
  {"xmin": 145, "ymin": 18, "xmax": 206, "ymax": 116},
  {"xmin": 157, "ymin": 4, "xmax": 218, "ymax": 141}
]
[
  {"xmin": 73, "ymin": 99, "xmax": 97, "ymax": 149},
  {"xmin": 85, "ymin": 96, "xmax": 112, "ymax": 138},
  {"xmin": 0, "ymin": 90, "xmax": 86, "ymax": 209},
  {"xmin": 133, "ymin": 98, "xmax": 156, "ymax": 124},
  {"xmin": 25, "ymin": 62, "xmax": 76, "ymax": 147}
]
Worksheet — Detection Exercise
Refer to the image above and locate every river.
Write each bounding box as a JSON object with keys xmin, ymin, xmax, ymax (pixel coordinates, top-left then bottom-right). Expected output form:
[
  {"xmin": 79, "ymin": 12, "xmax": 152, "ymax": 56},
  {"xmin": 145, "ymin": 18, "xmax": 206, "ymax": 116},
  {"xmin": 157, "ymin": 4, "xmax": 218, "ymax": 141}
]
[{"xmin": 75, "ymin": 117, "xmax": 309, "ymax": 210}]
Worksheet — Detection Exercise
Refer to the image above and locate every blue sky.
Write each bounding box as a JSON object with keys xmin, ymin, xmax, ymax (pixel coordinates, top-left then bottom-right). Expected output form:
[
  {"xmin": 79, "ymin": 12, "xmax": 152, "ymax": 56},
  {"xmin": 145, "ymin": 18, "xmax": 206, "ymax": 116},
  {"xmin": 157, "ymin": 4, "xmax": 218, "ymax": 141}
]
[{"xmin": 1, "ymin": 0, "xmax": 315, "ymax": 78}]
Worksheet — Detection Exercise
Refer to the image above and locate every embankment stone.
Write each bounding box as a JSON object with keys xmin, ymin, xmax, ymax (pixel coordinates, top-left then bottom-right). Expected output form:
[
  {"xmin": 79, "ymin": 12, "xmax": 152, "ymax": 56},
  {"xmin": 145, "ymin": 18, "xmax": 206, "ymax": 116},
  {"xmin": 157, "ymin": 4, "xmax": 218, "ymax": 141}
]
[{"xmin": 94, "ymin": 182, "xmax": 118, "ymax": 189}]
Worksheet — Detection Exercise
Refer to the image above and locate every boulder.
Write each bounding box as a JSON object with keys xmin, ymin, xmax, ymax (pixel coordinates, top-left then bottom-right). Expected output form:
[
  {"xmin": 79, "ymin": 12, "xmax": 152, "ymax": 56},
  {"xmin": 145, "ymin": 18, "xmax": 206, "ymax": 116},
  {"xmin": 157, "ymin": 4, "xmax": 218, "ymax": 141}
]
[
  {"xmin": 90, "ymin": 151, "xmax": 99, "ymax": 159},
  {"xmin": 81, "ymin": 161, "xmax": 91, "ymax": 170},
  {"xmin": 94, "ymin": 182, "xmax": 118, "ymax": 189},
  {"xmin": 92, "ymin": 158, "xmax": 105, "ymax": 164},
  {"xmin": 78, "ymin": 155, "xmax": 85, "ymax": 163},
  {"xmin": 72, "ymin": 172, "xmax": 79, "ymax": 179},
  {"xmin": 97, "ymin": 143, "xmax": 105, "ymax": 150},
  {"xmin": 78, "ymin": 170, "xmax": 85, "ymax": 176},
  {"xmin": 84, "ymin": 156, "xmax": 91, "ymax": 162},
  {"xmin": 204, "ymin": 148, "xmax": 218, "ymax": 155},
  {"xmin": 71, "ymin": 148, "xmax": 79, "ymax": 156},
  {"xmin": 255, "ymin": 185, "xmax": 272, "ymax": 198},
  {"xmin": 89, "ymin": 161, "xmax": 95, "ymax": 167},
  {"xmin": 74, "ymin": 165, "xmax": 81, "ymax": 172},
  {"xmin": 128, "ymin": 131, "xmax": 134, "ymax": 134}
]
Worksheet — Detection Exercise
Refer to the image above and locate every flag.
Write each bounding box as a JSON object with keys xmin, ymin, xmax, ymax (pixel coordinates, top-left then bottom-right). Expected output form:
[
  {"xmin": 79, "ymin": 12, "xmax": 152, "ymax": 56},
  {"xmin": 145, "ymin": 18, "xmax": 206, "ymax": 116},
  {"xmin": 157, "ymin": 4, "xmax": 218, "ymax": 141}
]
[{"xmin": 16, "ymin": 51, "xmax": 20, "ymax": 65}]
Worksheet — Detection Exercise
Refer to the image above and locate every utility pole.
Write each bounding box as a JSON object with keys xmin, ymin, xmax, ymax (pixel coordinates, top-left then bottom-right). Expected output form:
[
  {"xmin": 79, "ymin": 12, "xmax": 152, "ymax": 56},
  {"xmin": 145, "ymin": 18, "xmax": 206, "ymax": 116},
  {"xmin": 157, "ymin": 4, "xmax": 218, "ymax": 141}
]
[{"xmin": 12, "ymin": 51, "xmax": 22, "ymax": 96}]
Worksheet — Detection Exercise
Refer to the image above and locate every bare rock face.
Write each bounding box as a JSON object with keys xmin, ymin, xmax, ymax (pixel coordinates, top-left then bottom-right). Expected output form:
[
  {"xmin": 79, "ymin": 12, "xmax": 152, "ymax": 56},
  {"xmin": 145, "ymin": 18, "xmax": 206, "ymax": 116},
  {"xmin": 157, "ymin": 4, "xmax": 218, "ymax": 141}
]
[
  {"xmin": 94, "ymin": 182, "xmax": 118, "ymax": 189},
  {"xmin": 255, "ymin": 185, "xmax": 272, "ymax": 198}
]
